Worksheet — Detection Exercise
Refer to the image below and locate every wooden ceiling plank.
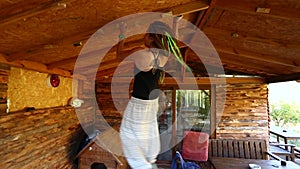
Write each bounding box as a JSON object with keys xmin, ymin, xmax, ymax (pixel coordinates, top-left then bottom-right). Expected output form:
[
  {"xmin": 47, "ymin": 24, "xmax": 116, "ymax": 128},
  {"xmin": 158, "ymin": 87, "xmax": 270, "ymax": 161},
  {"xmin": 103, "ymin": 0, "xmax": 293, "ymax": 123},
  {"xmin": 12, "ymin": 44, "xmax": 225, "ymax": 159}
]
[
  {"xmin": 202, "ymin": 9, "xmax": 300, "ymax": 43},
  {"xmin": 6, "ymin": 36, "xmax": 89, "ymax": 62},
  {"xmin": 203, "ymin": 28, "xmax": 300, "ymax": 69},
  {"xmin": 214, "ymin": 0, "xmax": 300, "ymax": 20},
  {"xmin": 0, "ymin": 0, "xmax": 66, "ymax": 27},
  {"xmin": 6, "ymin": 0, "xmax": 205, "ymax": 63}
]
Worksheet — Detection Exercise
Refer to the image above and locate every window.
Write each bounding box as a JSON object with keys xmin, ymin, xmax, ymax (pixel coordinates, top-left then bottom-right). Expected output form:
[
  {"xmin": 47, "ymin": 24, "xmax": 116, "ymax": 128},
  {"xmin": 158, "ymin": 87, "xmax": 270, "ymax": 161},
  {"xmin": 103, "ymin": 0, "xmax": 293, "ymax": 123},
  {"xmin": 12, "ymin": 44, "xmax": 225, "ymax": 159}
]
[
  {"xmin": 176, "ymin": 90, "xmax": 210, "ymax": 135},
  {"xmin": 157, "ymin": 89, "xmax": 211, "ymax": 161}
]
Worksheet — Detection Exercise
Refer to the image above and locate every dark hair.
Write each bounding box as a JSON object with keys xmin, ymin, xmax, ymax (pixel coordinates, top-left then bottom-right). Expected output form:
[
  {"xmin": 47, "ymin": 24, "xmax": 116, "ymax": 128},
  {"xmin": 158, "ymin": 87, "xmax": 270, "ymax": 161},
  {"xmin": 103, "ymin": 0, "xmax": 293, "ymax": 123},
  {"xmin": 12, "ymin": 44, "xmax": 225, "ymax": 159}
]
[
  {"xmin": 147, "ymin": 21, "xmax": 175, "ymax": 52},
  {"xmin": 147, "ymin": 21, "xmax": 191, "ymax": 72}
]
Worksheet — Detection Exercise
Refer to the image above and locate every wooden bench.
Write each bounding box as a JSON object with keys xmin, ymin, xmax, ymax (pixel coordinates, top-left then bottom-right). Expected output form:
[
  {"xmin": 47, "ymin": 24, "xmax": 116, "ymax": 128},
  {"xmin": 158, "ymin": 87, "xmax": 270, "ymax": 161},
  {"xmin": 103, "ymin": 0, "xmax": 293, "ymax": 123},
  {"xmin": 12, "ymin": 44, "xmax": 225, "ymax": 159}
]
[
  {"xmin": 208, "ymin": 139, "xmax": 287, "ymax": 164},
  {"xmin": 209, "ymin": 139, "xmax": 268, "ymax": 159}
]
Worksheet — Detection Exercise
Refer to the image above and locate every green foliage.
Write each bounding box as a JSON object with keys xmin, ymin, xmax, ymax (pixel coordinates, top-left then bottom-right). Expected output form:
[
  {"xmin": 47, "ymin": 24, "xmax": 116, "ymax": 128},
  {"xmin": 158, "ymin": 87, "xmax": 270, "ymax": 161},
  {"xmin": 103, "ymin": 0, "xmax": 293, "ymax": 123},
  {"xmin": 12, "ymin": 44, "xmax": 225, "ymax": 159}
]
[
  {"xmin": 270, "ymin": 102, "xmax": 300, "ymax": 127},
  {"xmin": 176, "ymin": 90, "xmax": 210, "ymax": 116}
]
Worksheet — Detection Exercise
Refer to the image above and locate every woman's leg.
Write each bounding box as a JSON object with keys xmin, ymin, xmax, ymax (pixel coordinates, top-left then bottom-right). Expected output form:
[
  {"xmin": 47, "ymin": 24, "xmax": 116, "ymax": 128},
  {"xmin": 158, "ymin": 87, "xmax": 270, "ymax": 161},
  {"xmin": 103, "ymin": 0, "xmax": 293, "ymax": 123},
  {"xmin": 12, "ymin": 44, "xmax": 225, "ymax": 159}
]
[
  {"xmin": 120, "ymin": 130, "xmax": 153, "ymax": 169},
  {"xmin": 120, "ymin": 98, "xmax": 160, "ymax": 169}
]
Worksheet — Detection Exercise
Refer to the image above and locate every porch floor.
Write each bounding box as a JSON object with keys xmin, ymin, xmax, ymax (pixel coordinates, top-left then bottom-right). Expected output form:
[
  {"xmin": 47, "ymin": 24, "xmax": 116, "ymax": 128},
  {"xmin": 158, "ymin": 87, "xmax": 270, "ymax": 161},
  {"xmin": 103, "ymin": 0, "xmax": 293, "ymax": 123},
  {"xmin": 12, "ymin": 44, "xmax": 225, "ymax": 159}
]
[{"xmin": 156, "ymin": 160, "xmax": 211, "ymax": 169}]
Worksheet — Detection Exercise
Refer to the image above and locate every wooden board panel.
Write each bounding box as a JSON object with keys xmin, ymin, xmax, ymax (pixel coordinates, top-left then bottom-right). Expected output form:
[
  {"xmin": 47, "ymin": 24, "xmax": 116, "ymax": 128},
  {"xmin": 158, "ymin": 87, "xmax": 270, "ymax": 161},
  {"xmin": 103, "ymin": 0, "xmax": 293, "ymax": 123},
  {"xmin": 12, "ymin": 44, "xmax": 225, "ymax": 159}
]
[
  {"xmin": 1, "ymin": 0, "xmax": 300, "ymax": 82},
  {"xmin": 204, "ymin": 10, "xmax": 300, "ymax": 50},
  {"xmin": 214, "ymin": 0, "xmax": 300, "ymax": 20},
  {"xmin": 0, "ymin": 0, "xmax": 195, "ymax": 54},
  {"xmin": 0, "ymin": 0, "xmax": 53, "ymax": 21},
  {"xmin": 217, "ymin": 52, "xmax": 289, "ymax": 76}
]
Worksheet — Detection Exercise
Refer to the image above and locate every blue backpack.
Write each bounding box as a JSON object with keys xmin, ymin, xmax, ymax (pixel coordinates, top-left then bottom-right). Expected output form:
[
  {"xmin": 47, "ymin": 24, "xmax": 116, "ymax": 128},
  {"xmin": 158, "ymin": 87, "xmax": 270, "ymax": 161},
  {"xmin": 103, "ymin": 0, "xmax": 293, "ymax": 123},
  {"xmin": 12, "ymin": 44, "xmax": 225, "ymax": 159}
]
[{"xmin": 171, "ymin": 151, "xmax": 200, "ymax": 169}]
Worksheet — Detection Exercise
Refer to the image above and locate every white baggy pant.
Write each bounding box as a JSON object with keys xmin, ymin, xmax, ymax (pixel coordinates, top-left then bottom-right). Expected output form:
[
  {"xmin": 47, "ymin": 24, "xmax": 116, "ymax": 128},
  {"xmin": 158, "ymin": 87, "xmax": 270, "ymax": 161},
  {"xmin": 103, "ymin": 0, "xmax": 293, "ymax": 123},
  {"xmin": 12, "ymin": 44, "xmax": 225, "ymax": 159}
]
[{"xmin": 120, "ymin": 97, "xmax": 160, "ymax": 169}]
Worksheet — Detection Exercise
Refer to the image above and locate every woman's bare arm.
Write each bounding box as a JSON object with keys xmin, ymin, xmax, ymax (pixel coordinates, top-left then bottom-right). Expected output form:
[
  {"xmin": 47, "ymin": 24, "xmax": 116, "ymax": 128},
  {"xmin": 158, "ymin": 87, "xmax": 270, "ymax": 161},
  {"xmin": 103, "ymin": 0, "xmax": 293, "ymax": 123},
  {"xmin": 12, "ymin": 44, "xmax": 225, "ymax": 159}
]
[{"xmin": 116, "ymin": 22, "xmax": 143, "ymax": 59}]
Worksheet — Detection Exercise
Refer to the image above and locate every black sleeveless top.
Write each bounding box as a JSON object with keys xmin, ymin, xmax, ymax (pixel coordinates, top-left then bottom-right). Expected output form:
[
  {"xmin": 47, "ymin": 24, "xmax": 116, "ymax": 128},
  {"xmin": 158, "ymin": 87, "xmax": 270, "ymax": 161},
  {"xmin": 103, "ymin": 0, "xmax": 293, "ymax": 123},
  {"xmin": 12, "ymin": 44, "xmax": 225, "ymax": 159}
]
[
  {"xmin": 131, "ymin": 51, "xmax": 163, "ymax": 100},
  {"xmin": 132, "ymin": 65, "xmax": 161, "ymax": 100}
]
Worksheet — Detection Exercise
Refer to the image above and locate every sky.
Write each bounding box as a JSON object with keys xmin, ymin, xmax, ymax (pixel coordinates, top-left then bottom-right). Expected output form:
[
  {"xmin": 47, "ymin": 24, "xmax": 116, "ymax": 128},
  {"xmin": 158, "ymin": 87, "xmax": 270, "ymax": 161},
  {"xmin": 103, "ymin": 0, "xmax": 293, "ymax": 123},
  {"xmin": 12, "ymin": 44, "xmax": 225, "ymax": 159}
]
[{"xmin": 268, "ymin": 81, "xmax": 300, "ymax": 105}]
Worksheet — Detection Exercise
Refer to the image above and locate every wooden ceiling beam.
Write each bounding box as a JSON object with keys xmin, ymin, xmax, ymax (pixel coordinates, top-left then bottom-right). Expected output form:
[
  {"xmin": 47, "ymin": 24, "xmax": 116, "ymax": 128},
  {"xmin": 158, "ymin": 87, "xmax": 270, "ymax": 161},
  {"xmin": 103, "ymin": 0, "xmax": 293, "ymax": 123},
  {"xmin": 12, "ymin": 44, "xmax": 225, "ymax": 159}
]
[
  {"xmin": 6, "ymin": 34, "xmax": 91, "ymax": 62},
  {"xmin": 47, "ymin": 56, "xmax": 77, "ymax": 70},
  {"xmin": 217, "ymin": 48, "xmax": 300, "ymax": 70},
  {"xmin": 46, "ymin": 36, "xmax": 146, "ymax": 69},
  {"xmin": 217, "ymin": 50, "xmax": 282, "ymax": 76},
  {"xmin": 170, "ymin": 0, "xmax": 209, "ymax": 16},
  {"xmin": 97, "ymin": 76, "xmax": 265, "ymax": 85},
  {"xmin": 96, "ymin": 63, "xmax": 133, "ymax": 79},
  {"xmin": 181, "ymin": 0, "xmax": 216, "ymax": 81},
  {"xmin": 69, "ymin": 38, "xmax": 188, "ymax": 74},
  {"xmin": 196, "ymin": 0, "xmax": 217, "ymax": 29},
  {"xmin": 0, "ymin": 53, "xmax": 79, "ymax": 79},
  {"xmin": 266, "ymin": 73, "xmax": 300, "ymax": 84}
]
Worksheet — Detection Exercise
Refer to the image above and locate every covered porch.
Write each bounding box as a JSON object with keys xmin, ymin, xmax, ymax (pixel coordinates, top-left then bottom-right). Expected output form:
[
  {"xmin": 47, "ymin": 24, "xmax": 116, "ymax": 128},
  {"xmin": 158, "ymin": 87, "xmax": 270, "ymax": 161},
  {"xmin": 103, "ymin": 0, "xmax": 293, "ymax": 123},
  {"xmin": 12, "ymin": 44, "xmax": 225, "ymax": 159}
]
[{"xmin": 1, "ymin": 0, "xmax": 300, "ymax": 168}]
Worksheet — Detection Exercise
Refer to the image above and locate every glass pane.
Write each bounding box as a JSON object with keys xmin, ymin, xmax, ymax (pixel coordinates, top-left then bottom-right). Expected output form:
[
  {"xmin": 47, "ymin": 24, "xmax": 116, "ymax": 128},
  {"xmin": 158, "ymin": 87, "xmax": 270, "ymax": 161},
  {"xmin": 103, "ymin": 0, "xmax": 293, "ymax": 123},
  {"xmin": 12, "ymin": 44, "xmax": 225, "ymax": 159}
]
[
  {"xmin": 157, "ymin": 89, "xmax": 211, "ymax": 161},
  {"xmin": 176, "ymin": 90, "xmax": 210, "ymax": 138}
]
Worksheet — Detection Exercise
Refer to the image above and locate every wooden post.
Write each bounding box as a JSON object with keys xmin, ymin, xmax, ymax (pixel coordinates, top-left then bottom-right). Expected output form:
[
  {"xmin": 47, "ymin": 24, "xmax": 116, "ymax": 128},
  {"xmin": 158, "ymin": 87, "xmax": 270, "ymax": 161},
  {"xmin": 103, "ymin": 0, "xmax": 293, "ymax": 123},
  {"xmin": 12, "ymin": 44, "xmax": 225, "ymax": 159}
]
[
  {"xmin": 210, "ymin": 84, "xmax": 217, "ymax": 139},
  {"xmin": 171, "ymin": 87, "xmax": 177, "ymax": 158}
]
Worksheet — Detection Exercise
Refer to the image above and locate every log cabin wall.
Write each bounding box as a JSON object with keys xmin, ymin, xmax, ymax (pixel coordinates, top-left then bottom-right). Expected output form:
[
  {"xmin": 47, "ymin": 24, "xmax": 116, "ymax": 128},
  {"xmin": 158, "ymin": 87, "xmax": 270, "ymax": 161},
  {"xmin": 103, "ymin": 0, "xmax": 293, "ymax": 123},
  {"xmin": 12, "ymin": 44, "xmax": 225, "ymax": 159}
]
[
  {"xmin": 0, "ymin": 65, "xmax": 87, "ymax": 168},
  {"xmin": 76, "ymin": 79, "xmax": 98, "ymax": 135},
  {"xmin": 215, "ymin": 83, "xmax": 269, "ymax": 140},
  {"xmin": 1, "ymin": 107, "xmax": 82, "ymax": 168},
  {"xmin": 95, "ymin": 81, "xmax": 131, "ymax": 131},
  {"xmin": 95, "ymin": 81, "xmax": 269, "ymax": 140},
  {"xmin": 0, "ymin": 63, "xmax": 9, "ymax": 114}
]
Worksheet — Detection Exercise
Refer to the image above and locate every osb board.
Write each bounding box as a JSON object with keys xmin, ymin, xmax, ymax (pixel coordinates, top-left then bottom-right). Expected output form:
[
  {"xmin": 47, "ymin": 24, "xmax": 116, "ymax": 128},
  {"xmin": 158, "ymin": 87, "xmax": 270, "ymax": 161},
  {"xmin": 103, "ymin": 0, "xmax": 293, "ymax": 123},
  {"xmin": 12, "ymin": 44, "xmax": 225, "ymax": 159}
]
[
  {"xmin": 202, "ymin": 8, "xmax": 300, "ymax": 74},
  {"xmin": 7, "ymin": 67, "xmax": 73, "ymax": 112},
  {"xmin": 0, "ymin": 0, "xmax": 53, "ymax": 19},
  {"xmin": 199, "ymin": 1, "xmax": 300, "ymax": 78}
]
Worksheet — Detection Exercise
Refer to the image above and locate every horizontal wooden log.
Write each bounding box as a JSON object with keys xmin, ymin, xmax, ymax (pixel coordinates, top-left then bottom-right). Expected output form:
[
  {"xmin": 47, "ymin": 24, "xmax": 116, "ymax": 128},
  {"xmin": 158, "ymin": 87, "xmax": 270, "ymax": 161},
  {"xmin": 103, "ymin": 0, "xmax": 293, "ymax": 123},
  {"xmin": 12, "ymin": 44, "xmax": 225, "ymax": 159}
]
[{"xmin": 97, "ymin": 77, "xmax": 265, "ymax": 85}]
